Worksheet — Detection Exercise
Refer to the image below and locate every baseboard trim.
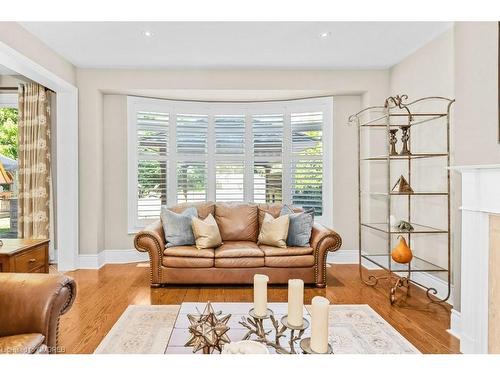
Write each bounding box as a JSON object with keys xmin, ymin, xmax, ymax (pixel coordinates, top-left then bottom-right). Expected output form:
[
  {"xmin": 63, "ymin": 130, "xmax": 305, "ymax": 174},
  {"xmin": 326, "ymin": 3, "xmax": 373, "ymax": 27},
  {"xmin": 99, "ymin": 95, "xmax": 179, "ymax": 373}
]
[
  {"xmin": 448, "ymin": 309, "xmax": 461, "ymax": 339},
  {"xmin": 327, "ymin": 250, "xmax": 454, "ymax": 306},
  {"xmin": 77, "ymin": 249, "xmax": 148, "ymax": 269}
]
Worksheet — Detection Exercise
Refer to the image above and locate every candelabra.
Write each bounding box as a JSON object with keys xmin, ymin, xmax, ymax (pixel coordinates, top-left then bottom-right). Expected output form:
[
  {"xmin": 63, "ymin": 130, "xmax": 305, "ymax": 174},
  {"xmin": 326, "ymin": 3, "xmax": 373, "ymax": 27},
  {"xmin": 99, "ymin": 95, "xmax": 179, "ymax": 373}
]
[{"xmin": 239, "ymin": 308, "xmax": 332, "ymax": 354}]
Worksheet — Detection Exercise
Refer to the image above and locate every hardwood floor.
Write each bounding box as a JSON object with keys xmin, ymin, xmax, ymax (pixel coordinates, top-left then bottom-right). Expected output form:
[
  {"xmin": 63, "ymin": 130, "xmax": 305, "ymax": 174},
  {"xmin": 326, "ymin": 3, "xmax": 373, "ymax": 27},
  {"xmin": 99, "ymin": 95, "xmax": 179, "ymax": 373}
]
[{"xmin": 58, "ymin": 263, "xmax": 460, "ymax": 354}]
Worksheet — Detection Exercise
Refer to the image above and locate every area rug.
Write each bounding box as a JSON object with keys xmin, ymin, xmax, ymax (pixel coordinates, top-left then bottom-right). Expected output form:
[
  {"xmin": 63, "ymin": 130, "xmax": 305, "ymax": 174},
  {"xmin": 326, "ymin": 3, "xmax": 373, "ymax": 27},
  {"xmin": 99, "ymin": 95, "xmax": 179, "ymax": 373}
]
[
  {"xmin": 306, "ymin": 304, "xmax": 420, "ymax": 354},
  {"xmin": 94, "ymin": 305, "xmax": 180, "ymax": 354},
  {"xmin": 94, "ymin": 303, "xmax": 419, "ymax": 354}
]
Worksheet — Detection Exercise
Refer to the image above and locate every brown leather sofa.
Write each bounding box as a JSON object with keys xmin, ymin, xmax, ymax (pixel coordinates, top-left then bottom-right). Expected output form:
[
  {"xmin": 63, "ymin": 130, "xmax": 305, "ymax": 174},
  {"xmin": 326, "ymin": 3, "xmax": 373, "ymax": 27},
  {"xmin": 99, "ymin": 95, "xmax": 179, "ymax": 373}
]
[
  {"xmin": 0, "ymin": 273, "xmax": 76, "ymax": 354},
  {"xmin": 135, "ymin": 202, "xmax": 342, "ymax": 288}
]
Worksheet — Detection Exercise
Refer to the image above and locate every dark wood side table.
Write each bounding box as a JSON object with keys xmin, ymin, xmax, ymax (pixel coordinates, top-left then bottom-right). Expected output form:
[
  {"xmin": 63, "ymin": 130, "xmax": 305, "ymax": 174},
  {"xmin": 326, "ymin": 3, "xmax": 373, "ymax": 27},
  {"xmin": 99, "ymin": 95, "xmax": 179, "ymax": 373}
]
[{"xmin": 0, "ymin": 239, "xmax": 50, "ymax": 273}]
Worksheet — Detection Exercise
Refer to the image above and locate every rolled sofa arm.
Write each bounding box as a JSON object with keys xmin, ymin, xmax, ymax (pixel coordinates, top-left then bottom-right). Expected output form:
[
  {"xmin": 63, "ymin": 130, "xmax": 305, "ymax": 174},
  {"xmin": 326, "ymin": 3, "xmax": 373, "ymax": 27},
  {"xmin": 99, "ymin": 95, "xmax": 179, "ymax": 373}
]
[
  {"xmin": 134, "ymin": 220, "xmax": 165, "ymax": 286},
  {"xmin": 310, "ymin": 223, "xmax": 342, "ymax": 287},
  {"xmin": 0, "ymin": 273, "xmax": 76, "ymax": 353}
]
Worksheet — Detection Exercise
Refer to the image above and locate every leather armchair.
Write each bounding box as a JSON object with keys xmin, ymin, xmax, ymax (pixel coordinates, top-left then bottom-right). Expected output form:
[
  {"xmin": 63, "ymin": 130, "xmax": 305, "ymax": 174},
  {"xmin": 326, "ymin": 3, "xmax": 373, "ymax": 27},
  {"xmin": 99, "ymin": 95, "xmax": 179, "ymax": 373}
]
[{"xmin": 0, "ymin": 273, "xmax": 76, "ymax": 354}]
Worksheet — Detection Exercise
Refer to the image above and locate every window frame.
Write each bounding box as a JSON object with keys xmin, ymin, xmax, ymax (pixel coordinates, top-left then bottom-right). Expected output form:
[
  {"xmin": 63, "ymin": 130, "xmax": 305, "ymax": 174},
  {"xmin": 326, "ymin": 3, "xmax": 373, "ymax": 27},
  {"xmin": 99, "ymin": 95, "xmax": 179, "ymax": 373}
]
[
  {"xmin": 0, "ymin": 93, "xmax": 19, "ymax": 239},
  {"xmin": 127, "ymin": 96, "xmax": 334, "ymax": 233}
]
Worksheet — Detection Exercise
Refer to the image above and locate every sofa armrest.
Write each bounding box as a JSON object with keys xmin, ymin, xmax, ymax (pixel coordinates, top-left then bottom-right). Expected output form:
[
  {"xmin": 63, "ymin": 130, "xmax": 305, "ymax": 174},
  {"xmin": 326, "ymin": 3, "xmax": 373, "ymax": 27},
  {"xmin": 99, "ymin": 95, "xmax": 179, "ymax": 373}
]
[
  {"xmin": 134, "ymin": 220, "xmax": 165, "ymax": 286},
  {"xmin": 0, "ymin": 273, "xmax": 76, "ymax": 352},
  {"xmin": 310, "ymin": 223, "xmax": 342, "ymax": 287}
]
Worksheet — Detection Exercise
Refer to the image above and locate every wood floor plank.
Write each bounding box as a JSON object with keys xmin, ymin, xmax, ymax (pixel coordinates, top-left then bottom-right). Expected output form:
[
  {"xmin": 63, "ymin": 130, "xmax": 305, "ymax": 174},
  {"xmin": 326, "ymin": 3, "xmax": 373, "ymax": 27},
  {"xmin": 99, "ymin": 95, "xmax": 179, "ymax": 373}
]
[{"xmin": 57, "ymin": 263, "xmax": 459, "ymax": 354}]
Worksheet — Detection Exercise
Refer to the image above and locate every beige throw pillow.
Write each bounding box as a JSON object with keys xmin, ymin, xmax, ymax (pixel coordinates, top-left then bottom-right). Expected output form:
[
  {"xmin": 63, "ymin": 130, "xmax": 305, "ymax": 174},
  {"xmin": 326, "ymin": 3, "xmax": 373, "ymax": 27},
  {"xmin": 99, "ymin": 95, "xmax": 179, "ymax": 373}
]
[
  {"xmin": 191, "ymin": 214, "xmax": 223, "ymax": 249},
  {"xmin": 257, "ymin": 213, "xmax": 290, "ymax": 248}
]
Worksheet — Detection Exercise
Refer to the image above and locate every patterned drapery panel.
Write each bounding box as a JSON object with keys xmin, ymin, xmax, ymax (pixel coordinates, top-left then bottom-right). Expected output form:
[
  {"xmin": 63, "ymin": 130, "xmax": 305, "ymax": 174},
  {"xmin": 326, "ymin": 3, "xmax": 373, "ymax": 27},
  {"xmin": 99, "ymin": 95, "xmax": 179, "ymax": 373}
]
[{"xmin": 17, "ymin": 83, "xmax": 51, "ymax": 239}]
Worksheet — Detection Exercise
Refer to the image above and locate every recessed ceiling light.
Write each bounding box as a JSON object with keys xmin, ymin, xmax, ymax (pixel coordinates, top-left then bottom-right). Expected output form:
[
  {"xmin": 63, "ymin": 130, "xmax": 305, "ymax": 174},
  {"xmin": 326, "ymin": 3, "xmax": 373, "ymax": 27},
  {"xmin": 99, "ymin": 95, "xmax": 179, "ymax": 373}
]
[
  {"xmin": 319, "ymin": 32, "xmax": 331, "ymax": 39},
  {"xmin": 143, "ymin": 30, "xmax": 153, "ymax": 37}
]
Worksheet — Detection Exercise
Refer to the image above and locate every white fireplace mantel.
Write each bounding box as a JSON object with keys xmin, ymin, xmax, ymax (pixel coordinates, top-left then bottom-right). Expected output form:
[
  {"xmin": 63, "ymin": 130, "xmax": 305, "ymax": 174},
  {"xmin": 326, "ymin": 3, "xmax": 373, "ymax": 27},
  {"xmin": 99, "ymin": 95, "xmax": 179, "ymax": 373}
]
[{"xmin": 451, "ymin": 164, "xmax": 500, "ymax": 354}]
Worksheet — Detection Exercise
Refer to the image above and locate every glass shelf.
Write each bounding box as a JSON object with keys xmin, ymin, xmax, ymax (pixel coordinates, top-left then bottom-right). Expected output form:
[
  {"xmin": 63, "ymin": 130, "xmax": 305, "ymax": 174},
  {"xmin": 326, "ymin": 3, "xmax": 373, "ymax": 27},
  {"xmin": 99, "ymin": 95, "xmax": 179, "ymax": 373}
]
[
  {"xmin": 361, "ymin": 253, "xmax": 447, "ymax": 273},
  {"xmin": 359, "ymin": 113, "xmax": 447, "ymax": 128},
  {"xmin": 361, "ymin": 153, "xmax": 448, "ymax": 161},
  {"xmin": 361, "ymin": 222, "xmax": 448, "ymax": 234},
  {"xmin": 361, "ymin": 191, "xmax": 449, "ymax": 196}
]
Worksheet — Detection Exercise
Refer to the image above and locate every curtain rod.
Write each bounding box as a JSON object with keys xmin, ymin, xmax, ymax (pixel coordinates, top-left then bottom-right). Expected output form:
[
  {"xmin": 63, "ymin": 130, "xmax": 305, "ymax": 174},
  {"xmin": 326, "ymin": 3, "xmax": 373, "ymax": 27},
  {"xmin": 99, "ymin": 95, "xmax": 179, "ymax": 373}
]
[{"xmin": 0, "ymin": 87, "xmax": 18, "ymax": 91}]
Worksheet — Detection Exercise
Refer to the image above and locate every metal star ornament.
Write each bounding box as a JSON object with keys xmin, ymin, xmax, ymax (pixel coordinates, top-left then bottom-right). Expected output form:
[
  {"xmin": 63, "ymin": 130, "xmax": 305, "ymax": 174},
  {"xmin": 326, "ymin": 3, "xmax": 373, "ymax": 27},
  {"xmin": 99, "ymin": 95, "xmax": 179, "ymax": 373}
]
[{"xmin": 185, "ymin": 302, "xmax": 231, "ymax": 354}]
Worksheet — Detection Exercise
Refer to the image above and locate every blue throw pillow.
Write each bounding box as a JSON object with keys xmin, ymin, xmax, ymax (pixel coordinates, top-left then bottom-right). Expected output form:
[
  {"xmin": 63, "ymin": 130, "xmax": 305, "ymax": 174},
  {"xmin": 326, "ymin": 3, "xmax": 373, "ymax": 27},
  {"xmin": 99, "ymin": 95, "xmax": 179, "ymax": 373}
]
[
  {"xmin": 280, "ymin": 205, "xmax": 314, "ymax": 247},
  {"xmin": 161, "ymin": 206, "xmax": 198, "ymax": 248}
]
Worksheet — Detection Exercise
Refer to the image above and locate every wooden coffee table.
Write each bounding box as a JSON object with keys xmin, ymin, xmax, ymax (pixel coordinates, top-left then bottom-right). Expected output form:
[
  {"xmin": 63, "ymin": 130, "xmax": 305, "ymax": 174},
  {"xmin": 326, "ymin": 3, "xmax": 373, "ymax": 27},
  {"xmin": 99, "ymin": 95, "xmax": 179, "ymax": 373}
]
[{"xmin": 166, "ymin": 302, "xmax": 311, "ymax": 354}]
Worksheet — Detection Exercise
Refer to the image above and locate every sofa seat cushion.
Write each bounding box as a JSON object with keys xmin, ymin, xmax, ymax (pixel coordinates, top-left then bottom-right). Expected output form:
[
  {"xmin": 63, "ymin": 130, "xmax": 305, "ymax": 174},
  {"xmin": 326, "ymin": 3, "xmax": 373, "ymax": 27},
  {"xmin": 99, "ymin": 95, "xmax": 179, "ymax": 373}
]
[
  {"xmin": 164, "ymin": 246, "xmax": 215, "ymax": 258},
  {"xmin": 0, "ymin": 333, "xmax": 45, "ymax": 354},
  {"xmin": 215, "ymin": 241, "xmax": 264, "ymax": 258},
  {"xmin": 215, "ymin": 202, "xmax": 258, "ymax": 242},
  {"xmin": 163, "ymin": 257, "xmax": 214, "ymax": 268},
  {"xmin": 259, "ymin": 245, "xmax": 313, "ymax": 257},
  {"xmin": 264, "ymin": 255, "xmax": 315, "ymax": 268},
  {"xmin": 215, "ymin": 257, "xmax": 265, "ymax": 268}
]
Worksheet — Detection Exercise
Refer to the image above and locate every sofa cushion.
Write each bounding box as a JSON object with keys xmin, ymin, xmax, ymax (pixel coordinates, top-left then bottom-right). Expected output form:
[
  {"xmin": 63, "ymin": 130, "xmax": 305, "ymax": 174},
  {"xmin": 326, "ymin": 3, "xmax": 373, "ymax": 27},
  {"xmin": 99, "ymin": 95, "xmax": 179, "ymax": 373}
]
[
  {"xmin": 280, "ymin": 205, "xmax": 314, "ymax": 247},
  {"xmin": 164, "ymin": 246, "xmax": 215, "ymax": 258},
  {"xmin": 259, "ymin": 245, "xmax": 313, "ymax": 257},
  {"xmin": 258, "ymin": 203, "xmax": 304, "ymax": 229},
  {"xmin": 0, "ymin": 333, "xmax": 45, "ymax": 354},
  {"xmin": 192, "ymin": 214, "xmax": 223, "ymax": 249},
  {"xmin": 161, "ymin": 206, "xmax": 197, "ymax": 248},
  {"xmin": 215, "ymin": 241, "xmax": 263, "ymax": 258},
  {"xmin": 264, "ymin": 255, "xmax": 315, "ymax": 268},
  {"xmin": 215, "ymin": 202, "xmax": 258, "ymax": 242},
  {"xmin": 257, "ymin": 213, "xmax": 289, "ymax": 248},
  {"xmin": 168, "ymin": 201, "xmax": 215, "ymax": 220},
  {"xmin": 163, "ymin": 257, "xmax": 214, "ymax": 268},
  {"xmin": 215, "ymin": 257, "xmax": 265, "ymax": 268}
]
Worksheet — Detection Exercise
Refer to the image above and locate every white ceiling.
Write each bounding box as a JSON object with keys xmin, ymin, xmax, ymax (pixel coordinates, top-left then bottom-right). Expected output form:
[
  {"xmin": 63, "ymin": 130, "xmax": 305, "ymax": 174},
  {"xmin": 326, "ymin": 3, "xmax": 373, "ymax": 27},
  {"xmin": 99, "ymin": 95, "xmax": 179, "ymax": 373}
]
[{"xmin": 20, "ymin": 22, "xmax": 452, "ymax": 69}]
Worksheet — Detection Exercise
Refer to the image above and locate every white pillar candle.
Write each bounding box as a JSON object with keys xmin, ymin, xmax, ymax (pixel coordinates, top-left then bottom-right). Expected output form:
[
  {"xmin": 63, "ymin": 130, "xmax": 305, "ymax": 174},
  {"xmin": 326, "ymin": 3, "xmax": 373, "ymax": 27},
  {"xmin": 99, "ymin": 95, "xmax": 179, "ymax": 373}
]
[
  {"xmin": 310, "ymin": 296, "xmax": 330, "ymax": 353},
  {"xmin": 253, "ymin": 274, "xmax": 269, "ymax": 317},
  {"xmin": 287, "ymin": 279, "xmax": 304, "ymax": 326}
]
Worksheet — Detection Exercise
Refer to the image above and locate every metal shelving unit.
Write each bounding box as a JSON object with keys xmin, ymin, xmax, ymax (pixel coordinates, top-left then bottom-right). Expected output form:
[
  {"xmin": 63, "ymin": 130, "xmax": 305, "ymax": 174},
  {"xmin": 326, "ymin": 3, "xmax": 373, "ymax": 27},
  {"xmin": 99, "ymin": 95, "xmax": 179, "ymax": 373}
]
[{"xmin": 349, "ymin": 95, "xmax": 455, "ymax": 304}]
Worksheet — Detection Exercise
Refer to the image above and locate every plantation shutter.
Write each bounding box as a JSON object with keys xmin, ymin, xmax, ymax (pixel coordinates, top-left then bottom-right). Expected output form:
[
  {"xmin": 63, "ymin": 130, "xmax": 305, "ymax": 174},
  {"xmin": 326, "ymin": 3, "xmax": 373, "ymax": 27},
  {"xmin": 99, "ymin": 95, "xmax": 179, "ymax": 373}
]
[
  {"xmin": 254, "ymin": 161, "xmax": 282, "ymax": 203},
  {"xmin": 252, "ymin": 114, "xmax": 283, "ymax": 203},
  {"xmin": 129, "ymin": 96, "xmax": 331, "ymax": 231},
  {"xmin": 290, "ymin": 112, "xmax": 323, "ymax": 215},
  {"xmin": 136, "ymin": 111, "xmax": 168, "ymax": 220},
  {"xmin": 175, "ymin": 114, "xmax": 208, "ymax": 203},
  {"xmin": 215, "ymin": 115, "xmax": 245, "ymax": 155},
  {"xmin": 214, "ymin": 115, "xmax": 245, "ymax": 201},
  {"xmin": 176, "ymin": 161, "xmax": 207, "ymax": 203},
  {"xmin": 216, "ymin": 162, "xmax": 245, "ymax": 201}
]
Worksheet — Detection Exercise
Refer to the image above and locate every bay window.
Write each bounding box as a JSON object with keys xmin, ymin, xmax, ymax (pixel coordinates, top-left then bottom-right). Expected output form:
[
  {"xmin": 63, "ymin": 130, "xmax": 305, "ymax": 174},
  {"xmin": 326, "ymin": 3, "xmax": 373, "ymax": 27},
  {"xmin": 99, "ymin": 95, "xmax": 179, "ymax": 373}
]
[{"xmin": 127, "ymin": 96, "xmax": 333, "ymax": 232}]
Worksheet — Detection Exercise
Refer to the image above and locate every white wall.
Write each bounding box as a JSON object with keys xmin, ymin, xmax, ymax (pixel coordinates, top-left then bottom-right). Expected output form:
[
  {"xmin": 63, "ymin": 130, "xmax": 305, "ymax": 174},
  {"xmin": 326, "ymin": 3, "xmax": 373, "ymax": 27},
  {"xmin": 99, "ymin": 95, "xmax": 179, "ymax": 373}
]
[
  {"xmin": 389, "ymin": 23, "xmax": 500, "ymax": 311},
  {"xmin": 78, "ymin": 69, "xmax": 390, "ymax": 254},
  {"xmin": 102, "ymin": 93, "xmax": 365, "ymax": 251},
  {"xmin": 388, "ymin": 27, "xmax": 455, "ymax": 303}
]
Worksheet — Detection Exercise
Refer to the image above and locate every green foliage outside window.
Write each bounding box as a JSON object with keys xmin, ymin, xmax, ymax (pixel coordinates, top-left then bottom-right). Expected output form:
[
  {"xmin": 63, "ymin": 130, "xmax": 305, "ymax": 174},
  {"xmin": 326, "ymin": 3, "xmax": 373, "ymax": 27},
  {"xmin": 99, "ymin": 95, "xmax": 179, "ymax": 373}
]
[{"xmin": 0, "ymin": 108, "xmax": 18, "ymax": 160}]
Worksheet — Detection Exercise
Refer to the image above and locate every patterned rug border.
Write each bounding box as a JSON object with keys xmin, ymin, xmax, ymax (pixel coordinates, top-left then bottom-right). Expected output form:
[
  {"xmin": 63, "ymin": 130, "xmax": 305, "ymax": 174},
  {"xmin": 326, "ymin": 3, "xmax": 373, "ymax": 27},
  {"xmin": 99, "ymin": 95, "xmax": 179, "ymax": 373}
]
[{"xmin": 94, "ymin": 305, "xmax": 181, "ymax": 354}]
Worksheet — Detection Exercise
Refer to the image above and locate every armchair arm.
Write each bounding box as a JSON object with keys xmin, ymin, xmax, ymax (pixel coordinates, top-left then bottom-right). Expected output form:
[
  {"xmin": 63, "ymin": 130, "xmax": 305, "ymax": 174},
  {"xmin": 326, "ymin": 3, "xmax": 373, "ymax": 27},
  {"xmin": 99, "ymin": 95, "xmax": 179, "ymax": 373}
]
[
  {"xmin": 0, "ymin": 273, "xmax": 76, "ymax": 352},
  {"xmin": 134, "ymin": 220, "xmax": 165, "ymax": 286},
  {"xmin": 310, "ymin": 223, "xmax": 342, "ymax": 287}
]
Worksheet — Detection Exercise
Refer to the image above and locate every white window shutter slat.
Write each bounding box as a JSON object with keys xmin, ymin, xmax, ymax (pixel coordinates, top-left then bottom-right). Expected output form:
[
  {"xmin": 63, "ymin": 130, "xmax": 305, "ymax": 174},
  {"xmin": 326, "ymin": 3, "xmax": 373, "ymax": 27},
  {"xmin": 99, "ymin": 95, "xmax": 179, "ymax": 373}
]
[
  {"xmin": 216, "ymin": 162, "xmax": 245, "ymax": 202},
  {"xmin": 176, "ymin": 161, "xmax": 207, "ymax": 203},
  {"xmin": 291, "ymin": 112, "xmax": 324, "ymax": 215},
  {"xmin": 136, "ymin": 111, "xmax": 169, "ymax": 220}
]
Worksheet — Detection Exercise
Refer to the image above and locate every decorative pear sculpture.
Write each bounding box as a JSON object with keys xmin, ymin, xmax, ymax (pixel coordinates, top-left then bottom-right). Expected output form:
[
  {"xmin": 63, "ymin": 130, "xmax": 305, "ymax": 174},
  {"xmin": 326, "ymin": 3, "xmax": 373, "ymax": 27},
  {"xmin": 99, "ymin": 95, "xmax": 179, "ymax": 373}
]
[{"xmin": 391, "ymin": 236, "xmax": 413, "ymax": 264}]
